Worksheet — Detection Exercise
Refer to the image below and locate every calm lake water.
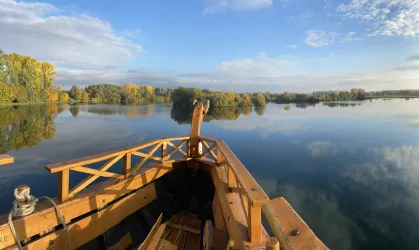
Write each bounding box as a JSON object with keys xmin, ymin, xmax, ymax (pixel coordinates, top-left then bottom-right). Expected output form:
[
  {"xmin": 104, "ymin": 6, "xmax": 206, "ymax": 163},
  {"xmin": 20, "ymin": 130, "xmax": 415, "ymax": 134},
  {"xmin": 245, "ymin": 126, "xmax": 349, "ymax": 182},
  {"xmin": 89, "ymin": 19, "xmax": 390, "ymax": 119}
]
[{"xmin": 1, "ymin": 99, "xmax": 419, "ymax": 249}]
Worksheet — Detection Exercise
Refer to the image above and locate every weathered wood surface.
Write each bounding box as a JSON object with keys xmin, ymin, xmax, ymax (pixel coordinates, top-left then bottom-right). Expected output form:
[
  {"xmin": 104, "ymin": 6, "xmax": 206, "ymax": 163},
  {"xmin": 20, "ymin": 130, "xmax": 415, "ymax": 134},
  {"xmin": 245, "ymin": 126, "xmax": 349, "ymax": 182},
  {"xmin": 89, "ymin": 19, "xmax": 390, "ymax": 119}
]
[
  {"xmin": 20, "ymin": 183, "xmax": 156, "ymax": 249},
  {"xmin": 0, "ymin": 154, "xmax": 13, "ymax": 165},
  {"xmin": 0, "ymin": 163, "xmax": 173, "ymax": 249},
  {"xmin": 139, "ymin": 213, "xmax": 163, "ymax": 250},
  {"xmin": 262, "ymin": 198, "xmax": 329, "ymax": 250},
  {"xmin": 210, "ymin": 167, "xmax": 246, "ymax": 249}
]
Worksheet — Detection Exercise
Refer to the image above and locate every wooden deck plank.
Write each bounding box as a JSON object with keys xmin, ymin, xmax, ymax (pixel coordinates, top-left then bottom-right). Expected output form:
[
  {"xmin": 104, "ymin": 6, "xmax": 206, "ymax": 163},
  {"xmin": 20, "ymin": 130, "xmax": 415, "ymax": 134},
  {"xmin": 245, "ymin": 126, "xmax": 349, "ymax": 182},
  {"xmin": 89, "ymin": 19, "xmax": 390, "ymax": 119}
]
[
  {"xmin": 173, "ymin": 214, "xmax": 192, "ymax": 247},
  {"xmin": 162, "ymin": 214, "xmax": 183, "ymax": 242},
  {"xmin": 262, "ymin": 198, "xmax": 329, "ymax": 250}
]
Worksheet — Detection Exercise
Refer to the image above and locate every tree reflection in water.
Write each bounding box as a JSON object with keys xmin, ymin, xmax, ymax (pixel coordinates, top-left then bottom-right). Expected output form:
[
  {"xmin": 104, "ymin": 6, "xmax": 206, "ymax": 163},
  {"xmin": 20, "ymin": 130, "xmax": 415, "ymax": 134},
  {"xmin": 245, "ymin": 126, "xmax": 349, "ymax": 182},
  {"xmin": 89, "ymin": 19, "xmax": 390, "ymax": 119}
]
[{"xmin": 0, "ymin": 104, "xmax": 61, "ymax": 153}]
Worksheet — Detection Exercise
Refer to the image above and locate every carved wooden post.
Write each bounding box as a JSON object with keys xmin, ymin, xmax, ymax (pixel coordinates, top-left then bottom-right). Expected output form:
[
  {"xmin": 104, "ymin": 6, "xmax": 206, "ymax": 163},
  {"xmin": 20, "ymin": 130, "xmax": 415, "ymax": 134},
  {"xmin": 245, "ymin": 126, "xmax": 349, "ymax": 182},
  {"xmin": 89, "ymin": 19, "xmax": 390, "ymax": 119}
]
[
  {"xmin": 123, "ymin": 153, "xmax": 131, "ymax": 177},
  {"xmin": 190, "ymin": 102, "xmax": 208, "ymax": 158},
  {"xmin": 58, "ymin": 169, "xmax": 69, "ymax": 201}
]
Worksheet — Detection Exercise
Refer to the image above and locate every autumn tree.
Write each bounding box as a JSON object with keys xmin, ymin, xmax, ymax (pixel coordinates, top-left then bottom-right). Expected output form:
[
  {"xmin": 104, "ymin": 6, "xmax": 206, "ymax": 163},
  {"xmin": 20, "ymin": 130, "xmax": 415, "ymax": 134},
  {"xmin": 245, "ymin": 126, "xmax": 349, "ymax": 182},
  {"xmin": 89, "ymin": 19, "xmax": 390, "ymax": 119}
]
[{"xmin": 40, "ymin": 62, "xmax": 56, "ymax": 89}]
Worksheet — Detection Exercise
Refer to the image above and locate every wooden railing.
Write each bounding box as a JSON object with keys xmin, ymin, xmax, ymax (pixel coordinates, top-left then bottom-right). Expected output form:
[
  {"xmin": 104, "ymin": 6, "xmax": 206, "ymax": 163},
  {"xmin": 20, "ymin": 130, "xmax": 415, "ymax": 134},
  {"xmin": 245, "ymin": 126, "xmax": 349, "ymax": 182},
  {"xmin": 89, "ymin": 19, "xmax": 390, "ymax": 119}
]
[
  {"xmin": 195, "ymin": 136, "xmax": 328, "ymax": 250},
  {"xmin": 195, "ymin": 136, "xmax": 269, "ymax": 246},
  {"xmin": 45, "ymin": 137, "xmax": 190, "ymax": 202}
]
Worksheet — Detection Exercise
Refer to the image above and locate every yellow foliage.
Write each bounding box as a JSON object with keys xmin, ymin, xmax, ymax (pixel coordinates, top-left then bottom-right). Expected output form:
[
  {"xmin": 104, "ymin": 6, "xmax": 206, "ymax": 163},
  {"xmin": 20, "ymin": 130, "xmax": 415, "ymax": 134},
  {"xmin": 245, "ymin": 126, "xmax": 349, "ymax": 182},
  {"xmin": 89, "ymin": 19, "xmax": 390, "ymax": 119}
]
[
  {"xmin": 226, "ymin": 92, "xmax": 236, "ymax": 102},
  {"xmin": 82, "ymin": 92, "xmax": 89, "ymax": 102},
  {"xmin": 60, "ymin": 92, "xmax": 70, "ymax": 102},
  {"xmin": 145, "ymin": 85, "xmax": 154, "ymax": 94},
  {"xmin": 242, "ymin": 93, "xmax": 252, "ymax": 103},
  {"xmin": 46, "ymin": 88, "xmax": 59, "ymax": 101}
]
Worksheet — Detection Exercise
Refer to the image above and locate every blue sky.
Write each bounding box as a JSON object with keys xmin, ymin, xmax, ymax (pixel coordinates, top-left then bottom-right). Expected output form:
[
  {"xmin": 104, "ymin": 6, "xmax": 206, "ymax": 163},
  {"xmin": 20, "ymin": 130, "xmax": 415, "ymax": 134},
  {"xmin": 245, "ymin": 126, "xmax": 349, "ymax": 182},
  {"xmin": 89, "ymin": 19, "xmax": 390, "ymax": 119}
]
[{"xmin": 1, "ymin": 0, "xmax": 419, "ymax": 92}]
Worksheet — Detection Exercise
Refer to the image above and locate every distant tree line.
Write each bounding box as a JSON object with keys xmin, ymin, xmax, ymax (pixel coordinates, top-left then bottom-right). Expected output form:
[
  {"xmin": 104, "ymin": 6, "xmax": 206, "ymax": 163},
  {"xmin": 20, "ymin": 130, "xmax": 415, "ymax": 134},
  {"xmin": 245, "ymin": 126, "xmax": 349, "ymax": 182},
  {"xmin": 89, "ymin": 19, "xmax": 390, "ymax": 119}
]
[{"xmin": 171, "ymin": 87, "xmax": 266, "ymax": 107}]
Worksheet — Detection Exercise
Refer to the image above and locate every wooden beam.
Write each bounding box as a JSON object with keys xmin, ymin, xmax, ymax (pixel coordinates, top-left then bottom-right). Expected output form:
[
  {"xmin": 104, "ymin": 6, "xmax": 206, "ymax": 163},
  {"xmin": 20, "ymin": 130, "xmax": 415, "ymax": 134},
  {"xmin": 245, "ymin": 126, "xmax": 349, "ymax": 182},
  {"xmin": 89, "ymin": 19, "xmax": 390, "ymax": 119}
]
[
  {"xmin": 227, "ymin": 166, "xmax": 237, "ymax": 188},
  {"xmin": 210, "ymin": 167, "xmax": 246, "ymax": 249},
  {"xmin": 248, "ymin": 204, "xmax": 262, "ymax": 243},
  {"xmin": 68, "ymin": 154, "xmax": 124, "ymax": 198},
  {"xmin": 131, "ymin": 142, "xmax": 163, "ymax": 175},
  {"xmin": 261, "ymin": 198, "xmax": 329, "ymax": 250},
  {"xmin": 131, "ymin": 151, "xmax": 162, "ymax": 161},
  {"xmin": 139, "ymin": 213, "xmax": 163, "ymax": 250},
  {"xmin": 212, "ymin": 195, "xmax": 226, "ymax": 231},
  {"xmin": 0, "ymin": 163, "xmax": 173, "ymax": 249},
  {"xmin": 202, "ymin": 141, "xmax": 217, "ymax": 161},
  {"xmin": 146, "ymin": 223, "xmax": 167, "ymax": 250},
  {"xmin": 216, "ymin": 146, "xmax": 223, "ymax": 164},
  {"xmin": 122, "ymin": 153, "xmax": 131, "ymax": 176},
  {"xmin": 166, "ymin": 140, "xmax": 187, "ymax": 158},
  {"xmin": 216, "ymin": 140, "xmax": 269, "ymax": 206},
  {"xmin": 72, "ymin": 166, "xmax": 123, "ymax": 179},
  {"xmin": 58, "ymin": 169, "xmax": 69, "ymax": 202},
  {"xmin": 200, "ymin": 143, "xmax": 217, "ymax": 159},
  {"xmin": 21, "ymin": 183, "xmax": 157, "ymax": 250},
  {"xmin": 0, "ymin": 154, "xmax": 13, "ymax": 165}
]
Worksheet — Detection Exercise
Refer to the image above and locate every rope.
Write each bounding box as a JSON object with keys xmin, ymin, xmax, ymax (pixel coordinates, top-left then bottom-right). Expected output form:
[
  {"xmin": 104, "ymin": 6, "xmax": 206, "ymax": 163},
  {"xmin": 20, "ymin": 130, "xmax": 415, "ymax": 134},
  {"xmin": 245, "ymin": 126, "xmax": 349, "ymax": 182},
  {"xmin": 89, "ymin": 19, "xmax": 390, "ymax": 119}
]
[{"xmin": 8, "ymin": 185, "xmax": 70, "ymax": 250}]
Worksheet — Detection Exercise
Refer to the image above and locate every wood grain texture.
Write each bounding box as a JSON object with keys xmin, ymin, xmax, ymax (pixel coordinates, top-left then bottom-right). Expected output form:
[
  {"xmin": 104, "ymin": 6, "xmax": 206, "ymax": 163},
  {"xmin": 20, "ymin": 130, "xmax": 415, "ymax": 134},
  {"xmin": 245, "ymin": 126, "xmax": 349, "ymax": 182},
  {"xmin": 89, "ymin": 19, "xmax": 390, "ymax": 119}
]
[
  {"xmin": 139, "ymin": 213, "xmax": 163, "ymax": 250},
  {"xmin": 262, "ymin": 198, "xmax": 329, "ymax": 250}
]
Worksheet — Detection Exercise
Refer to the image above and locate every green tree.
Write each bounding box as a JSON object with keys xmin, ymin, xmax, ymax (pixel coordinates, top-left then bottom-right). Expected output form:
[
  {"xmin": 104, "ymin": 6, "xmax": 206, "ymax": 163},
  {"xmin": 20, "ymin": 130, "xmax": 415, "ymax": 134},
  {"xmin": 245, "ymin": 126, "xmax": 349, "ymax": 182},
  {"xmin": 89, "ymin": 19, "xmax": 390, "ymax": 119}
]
[{"xmin": 253, "ymin": 93, "xmax": 266, "ymax": 106}]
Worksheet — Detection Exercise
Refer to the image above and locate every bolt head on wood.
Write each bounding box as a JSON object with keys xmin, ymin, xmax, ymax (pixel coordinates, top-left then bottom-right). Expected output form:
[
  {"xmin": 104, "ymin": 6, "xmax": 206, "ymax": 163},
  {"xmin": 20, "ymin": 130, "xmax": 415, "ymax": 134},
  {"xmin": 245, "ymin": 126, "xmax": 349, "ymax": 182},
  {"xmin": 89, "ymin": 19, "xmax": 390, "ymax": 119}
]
[{"xmin": 290, "ymin": 229, "xmax": 300, "ymax": 236}]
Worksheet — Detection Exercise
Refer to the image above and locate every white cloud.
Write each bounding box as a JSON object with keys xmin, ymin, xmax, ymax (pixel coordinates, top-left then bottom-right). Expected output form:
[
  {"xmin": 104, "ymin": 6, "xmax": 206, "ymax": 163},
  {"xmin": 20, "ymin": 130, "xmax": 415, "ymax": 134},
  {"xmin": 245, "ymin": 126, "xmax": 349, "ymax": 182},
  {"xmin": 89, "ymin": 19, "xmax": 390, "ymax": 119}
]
[
  {"xmin": 288, "ymin": 44, "xmax": 297, "ymax": 49},
  {"xmin": 337, "ymin": 0, "xmax": 419, "ymax": 37},
  {"xmin": 340, "ymin": 31, "xmax": 362, "ymax": 43},
  {"xmin": 305, "ymin": 30, "xmax": 362, "ymax": 47},
  {"xmin": 204, "ymin": 0, "xmax": 272, "ymax": 13},
  {"xmin": 305, "ymin": 29, "xmax": 338, "ymax": 47},
  {"xmin": 55, "ymin": 51, "xmax": 419, "ymax": 92},
  {"xmin": 0, "ymin": 0, "xmax": 142, "ymax": 70}
]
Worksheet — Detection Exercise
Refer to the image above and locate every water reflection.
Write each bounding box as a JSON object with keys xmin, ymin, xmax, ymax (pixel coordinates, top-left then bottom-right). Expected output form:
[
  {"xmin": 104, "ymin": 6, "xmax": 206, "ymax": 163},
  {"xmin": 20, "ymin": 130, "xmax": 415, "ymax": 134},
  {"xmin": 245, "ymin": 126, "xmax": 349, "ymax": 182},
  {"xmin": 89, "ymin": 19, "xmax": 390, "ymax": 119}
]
[
  {"xmin": 171, "ymin": 105, "xmax": 264, "ymax": 124},
  {"xmin": 0, "ymin": 105, "xmax": 61, "ymax": 153},
  {"xmin": 0, "ymin": 100, "xmax": 419, "ymax": 249}
]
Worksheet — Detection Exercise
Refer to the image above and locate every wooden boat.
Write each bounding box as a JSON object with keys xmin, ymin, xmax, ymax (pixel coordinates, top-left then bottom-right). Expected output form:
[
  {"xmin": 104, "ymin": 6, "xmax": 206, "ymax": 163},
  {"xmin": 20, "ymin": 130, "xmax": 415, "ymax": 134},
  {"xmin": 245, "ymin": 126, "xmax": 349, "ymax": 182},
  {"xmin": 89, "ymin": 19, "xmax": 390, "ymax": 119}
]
[{"xmin": 0, "ymin": 103, "xmax": 328, "ymax": 250}]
